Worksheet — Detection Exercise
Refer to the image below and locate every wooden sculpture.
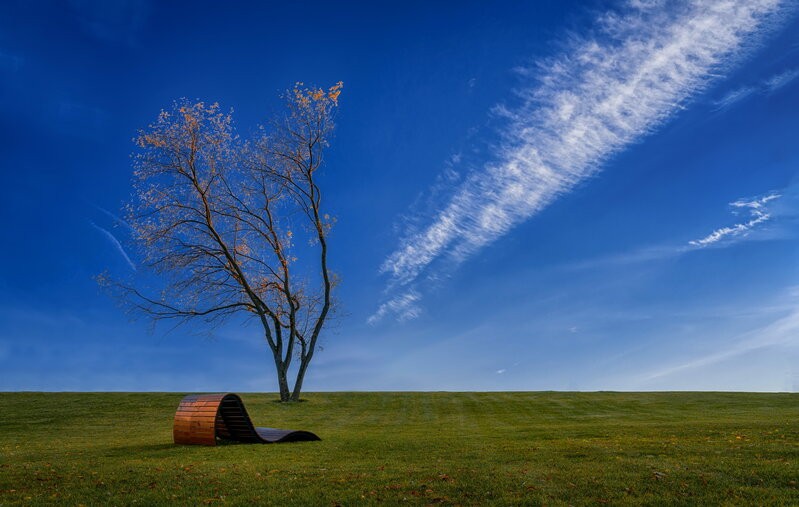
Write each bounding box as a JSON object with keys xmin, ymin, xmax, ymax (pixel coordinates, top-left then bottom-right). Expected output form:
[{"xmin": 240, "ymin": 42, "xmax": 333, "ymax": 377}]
[{"xmin": 173, "ymin": 393, "xmax": 320, "ymax": 446}]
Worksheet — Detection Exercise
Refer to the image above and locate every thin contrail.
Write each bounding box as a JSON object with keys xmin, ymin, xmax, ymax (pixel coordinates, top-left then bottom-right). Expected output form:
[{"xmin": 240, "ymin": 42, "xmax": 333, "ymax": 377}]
[
  {"xmin": 93, "ymin": 204, "xmax": 133, "ymax": 232},
  {"xmin": 90, "ymin": 221, "xmax": 136, "ymax": 271}
]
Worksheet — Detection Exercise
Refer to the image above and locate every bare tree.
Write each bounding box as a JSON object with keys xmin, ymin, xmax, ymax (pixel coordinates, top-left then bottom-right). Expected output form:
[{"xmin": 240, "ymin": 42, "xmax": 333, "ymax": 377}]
[{"xmin": 106, "ymin": 82, "xmax": 342, "ymax": 402}]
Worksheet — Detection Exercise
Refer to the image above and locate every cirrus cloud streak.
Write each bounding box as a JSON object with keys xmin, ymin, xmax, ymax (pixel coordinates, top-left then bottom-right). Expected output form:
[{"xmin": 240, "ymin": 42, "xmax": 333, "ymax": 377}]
[{"xmin": 373, "ymin": 0, "xmax": 793, "ymax": 322}]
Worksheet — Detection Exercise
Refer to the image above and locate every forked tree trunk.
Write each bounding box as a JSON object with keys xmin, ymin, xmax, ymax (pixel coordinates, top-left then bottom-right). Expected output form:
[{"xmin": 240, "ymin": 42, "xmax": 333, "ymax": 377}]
[
  {"xmin": 121, "ymin": 90, "xmax": 343, "ymax": 407},
  {"xmin": 290, "ymin": 357, "xmax": 312, "ymax": 402},
  {"xmin": 277, "ymin": 368, "xmax": 291, "ymax": 402}
]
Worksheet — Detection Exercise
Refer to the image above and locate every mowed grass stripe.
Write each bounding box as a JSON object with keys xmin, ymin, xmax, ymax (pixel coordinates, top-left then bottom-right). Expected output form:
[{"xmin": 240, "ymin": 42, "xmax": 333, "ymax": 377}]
[{"xmin": 0, "ymin": 392, "xmax": 797, "ymax": 505}]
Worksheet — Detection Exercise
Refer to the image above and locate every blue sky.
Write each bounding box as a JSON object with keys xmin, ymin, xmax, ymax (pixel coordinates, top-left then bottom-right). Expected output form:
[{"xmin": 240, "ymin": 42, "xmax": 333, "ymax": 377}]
[{"xmin": 2, "ymin": 0, "xmax": 799, "ymax": 392}]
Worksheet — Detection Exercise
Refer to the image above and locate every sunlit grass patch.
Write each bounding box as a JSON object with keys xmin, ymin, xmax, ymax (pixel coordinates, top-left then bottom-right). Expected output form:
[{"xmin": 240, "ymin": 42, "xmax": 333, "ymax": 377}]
[{"xmin": 1, "ymin": 392, "xmax": 797, "ymax": 505}]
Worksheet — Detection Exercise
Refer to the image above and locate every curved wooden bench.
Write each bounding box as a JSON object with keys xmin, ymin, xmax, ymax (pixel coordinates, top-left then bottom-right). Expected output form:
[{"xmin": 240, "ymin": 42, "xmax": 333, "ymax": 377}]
[{"xmin": 173, "ymin": 393, "xmax": 321, "ymax": 446}]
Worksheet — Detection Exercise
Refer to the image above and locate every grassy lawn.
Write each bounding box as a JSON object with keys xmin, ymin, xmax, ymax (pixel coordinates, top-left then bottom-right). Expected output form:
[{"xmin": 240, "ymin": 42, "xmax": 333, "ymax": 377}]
[{"xmin": 0, "ymin": 392, "xmax": 797, "ymax": 505}]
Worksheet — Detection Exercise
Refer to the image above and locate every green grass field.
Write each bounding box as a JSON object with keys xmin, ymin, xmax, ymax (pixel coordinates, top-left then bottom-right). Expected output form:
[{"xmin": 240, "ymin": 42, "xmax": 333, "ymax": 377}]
[{"xmin": 0, "ymin": 392, "xmax": 797, "ymax": 505}]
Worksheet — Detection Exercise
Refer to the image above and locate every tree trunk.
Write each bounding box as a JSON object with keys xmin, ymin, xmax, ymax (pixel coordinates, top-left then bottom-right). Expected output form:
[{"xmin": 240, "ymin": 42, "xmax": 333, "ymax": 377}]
[
  {"xmin": 290, "ymin": 356, "xmax": 311, "ymax": 401},
  {"xmin": 277, "ymin": 366, "xmax": 291, "ymax": 402}
]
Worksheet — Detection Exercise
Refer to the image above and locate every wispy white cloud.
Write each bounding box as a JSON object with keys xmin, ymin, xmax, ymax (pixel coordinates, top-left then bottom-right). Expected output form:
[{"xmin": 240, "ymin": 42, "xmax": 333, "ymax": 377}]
[
  {"xmin": 712, "ymin": 66, "xmax": 799, "ymax": 110},
  {"xmin": 764, "ymin": 67, "xmax": 799, "ymax": 91},
  {"xmin": 689, "ymin": 192, "xmax": 780, "ymax": 247},
  {"xmin": 90, "ymin": 222, "xmax": 136, "ymax": 271},
  {"xmin": 374, "ymin": 0, "xmax": 793, "ymax": 322},
  {"xmin": 712, "ymin": 85, "xmax": 757, "ymax": 110},
  {"xmin": 557, "ymin": 187, "xmax": 793, "ymax": 275},
  {"xmin": 645, "ymin": 301, "xmax": 799, "ymax": 381},
  {"xmin": 367, "ymin": 290, "xmax": 421, "ymax": 325}
]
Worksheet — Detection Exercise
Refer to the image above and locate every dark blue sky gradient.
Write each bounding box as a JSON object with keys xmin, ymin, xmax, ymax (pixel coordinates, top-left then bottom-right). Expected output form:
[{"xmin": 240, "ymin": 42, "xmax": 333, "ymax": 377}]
[{"xmin": 1, "ymin": 0, "xmax": 799, "ymax": 392}]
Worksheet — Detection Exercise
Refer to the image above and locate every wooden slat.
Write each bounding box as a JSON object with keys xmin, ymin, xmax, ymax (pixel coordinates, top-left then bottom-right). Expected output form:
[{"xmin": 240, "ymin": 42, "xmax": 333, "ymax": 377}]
[{"xmin": 173, "ymin": 393, "xmax": 227, "ymax": 446}]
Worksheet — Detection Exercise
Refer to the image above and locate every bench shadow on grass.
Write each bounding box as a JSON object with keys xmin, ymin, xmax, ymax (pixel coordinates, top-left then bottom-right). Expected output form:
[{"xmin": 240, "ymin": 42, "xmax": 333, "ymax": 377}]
[
  {"xmin": 105, "ymin": 443, "xmax": 185, "ymax": 458},
  {"xmin": 108, "ymin": 438, "xmax": 265, "ymax": 458}
]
